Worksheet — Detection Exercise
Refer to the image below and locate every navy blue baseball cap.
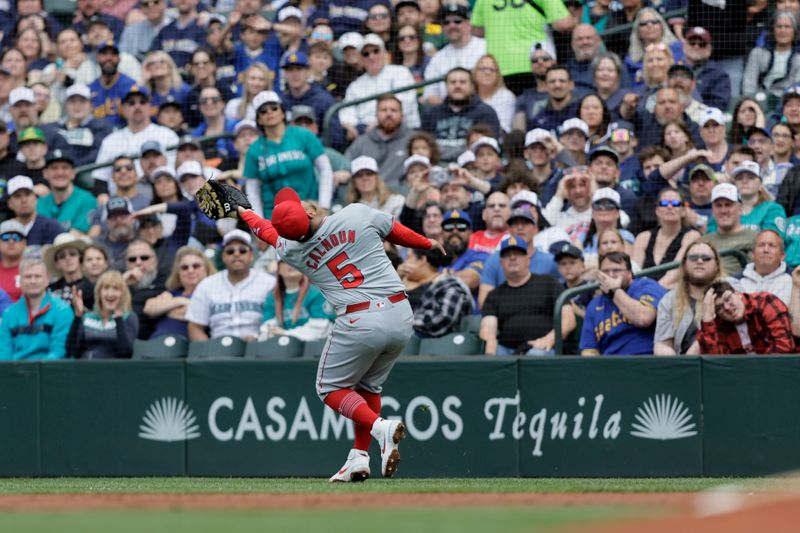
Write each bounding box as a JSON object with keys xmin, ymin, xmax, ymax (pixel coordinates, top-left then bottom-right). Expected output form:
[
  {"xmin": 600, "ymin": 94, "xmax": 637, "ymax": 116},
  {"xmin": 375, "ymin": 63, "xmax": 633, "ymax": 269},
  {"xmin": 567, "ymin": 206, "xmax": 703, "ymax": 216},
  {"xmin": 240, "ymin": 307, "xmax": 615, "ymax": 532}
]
[
  {"xmin": 280, "ymin": 51, "xmax": 309, "ymax": 68},
  {"xmin": 123, "ymin": 85, "xmax": 150, "ymax": 102},
  {"xmin": 550, "ymin": 240, "xmax": 583, "ymax": 261},
  {"xmin": 588, "ymin": 145, "xmax": 620, "ymax": 164},
  {"xmin": 499, "ymin": 236, "xmax": 528, "ymax": 255},
  {"xmin": 441, "ymin": 209, "xmax": 472, "ymax": 226}
]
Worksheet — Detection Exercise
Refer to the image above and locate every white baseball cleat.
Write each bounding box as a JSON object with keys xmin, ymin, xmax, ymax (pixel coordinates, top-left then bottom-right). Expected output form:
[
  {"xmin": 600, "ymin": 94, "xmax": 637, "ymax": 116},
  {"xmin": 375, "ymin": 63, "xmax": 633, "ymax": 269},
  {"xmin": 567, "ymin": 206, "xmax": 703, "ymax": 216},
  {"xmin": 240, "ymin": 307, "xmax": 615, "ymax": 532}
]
[
  {"xmin": 329, "ymin": 449, "xmax": 370, "ymax": 483},
  {"xmin": 371, "ymin": 418, "xmax": 406, "ymax": 478}
]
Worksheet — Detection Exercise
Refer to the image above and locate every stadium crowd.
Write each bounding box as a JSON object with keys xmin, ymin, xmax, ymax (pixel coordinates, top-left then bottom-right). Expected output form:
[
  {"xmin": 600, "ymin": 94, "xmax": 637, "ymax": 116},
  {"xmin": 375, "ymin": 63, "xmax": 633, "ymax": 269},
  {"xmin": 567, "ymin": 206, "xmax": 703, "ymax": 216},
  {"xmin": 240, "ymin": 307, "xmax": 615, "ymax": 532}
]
[{"xmin": 0, "ymin": 0, "xmax": 797, "ymax": 358}]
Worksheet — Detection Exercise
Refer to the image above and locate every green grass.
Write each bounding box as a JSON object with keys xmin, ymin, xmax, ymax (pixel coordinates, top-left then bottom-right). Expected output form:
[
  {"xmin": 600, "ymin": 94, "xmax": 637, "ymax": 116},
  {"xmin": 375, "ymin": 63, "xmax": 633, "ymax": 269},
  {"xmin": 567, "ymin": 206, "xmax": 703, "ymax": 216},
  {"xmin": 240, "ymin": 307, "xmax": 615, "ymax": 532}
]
[
  {"xmin": 0, "ymin": 477, "xmax": 744, "ymax": 494},
  {"xmin": 0, "ymin": 507, "xmax": 640, "ymax": 533}
]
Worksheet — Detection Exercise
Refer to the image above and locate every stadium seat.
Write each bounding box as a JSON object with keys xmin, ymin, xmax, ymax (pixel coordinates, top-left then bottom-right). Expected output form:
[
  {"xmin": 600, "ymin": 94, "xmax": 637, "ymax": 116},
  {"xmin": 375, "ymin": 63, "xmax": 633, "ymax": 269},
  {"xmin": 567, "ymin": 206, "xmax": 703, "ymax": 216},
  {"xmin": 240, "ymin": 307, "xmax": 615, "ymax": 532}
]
[
  {"xmin": 418, "ymin": 333, "xmax": 484, "ymax": 356},
  {"xmin": 458, "ymin": 315, "xmax": 482, "ymax": 335},
  {"xmin": 188, "ymin": 336, "xmax": 246, "ymax": 359},
  {"xmin": 132, "ymin": 335, "xmax": 189, "ymax": 359},
  {"xmin": 400, "ymin": 335, "xmax": 421, "ymax": 356},
  {"xmin": 245, "ymin": 336, "xmax": 304, "ymax": 359},
  {"xmin": 302, "ymin": 339, "xmax": 328, "ymax": 358}
]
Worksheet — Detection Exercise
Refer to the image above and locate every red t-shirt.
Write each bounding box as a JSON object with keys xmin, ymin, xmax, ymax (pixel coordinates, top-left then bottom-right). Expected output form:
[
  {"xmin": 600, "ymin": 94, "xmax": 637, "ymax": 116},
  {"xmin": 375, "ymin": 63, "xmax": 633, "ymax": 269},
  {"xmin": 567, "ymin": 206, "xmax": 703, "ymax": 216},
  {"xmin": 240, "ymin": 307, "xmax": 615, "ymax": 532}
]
[
  {"xmin": 0, "ymin": 263, "xmax": 21, "ymax": 302},
  {"xmin": 468, "ymin": 230, "xmax": 508, "ymax": 254}
]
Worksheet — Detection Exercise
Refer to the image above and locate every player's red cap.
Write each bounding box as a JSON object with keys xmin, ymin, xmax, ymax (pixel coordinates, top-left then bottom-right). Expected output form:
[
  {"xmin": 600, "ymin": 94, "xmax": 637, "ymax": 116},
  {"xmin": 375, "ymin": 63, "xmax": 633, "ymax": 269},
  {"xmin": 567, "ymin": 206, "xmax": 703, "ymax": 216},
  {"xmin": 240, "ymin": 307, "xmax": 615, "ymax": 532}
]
[{"xmin": 272, "ymin": 187, "xmax": 310, "ymax": 240}]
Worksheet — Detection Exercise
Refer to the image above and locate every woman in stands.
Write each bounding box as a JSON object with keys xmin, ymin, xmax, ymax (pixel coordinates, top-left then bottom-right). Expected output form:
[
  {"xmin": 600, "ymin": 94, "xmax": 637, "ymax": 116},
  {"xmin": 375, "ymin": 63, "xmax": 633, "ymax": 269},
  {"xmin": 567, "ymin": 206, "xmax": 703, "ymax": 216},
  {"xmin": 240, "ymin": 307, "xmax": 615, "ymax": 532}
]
[
  {"xmin": 637, "ymin": 42, "xmax": 674, "ymax": 113},
  {"xmin": 743, "ymin": 11, "xmax": 800, "ymax": 102},
  {"xmin": 1, "ymin": 48, "xmax": 28, "ymax": 90},
  {"xmin": 407, "ymin": 131, "xmax": 441, "ymax": 166},
  {"xmin": 394, "ymin": 24, "xmax": 429, "ymax": 83},
  {"xmin": 67, "ymin": 270, "xmax": 139, "ymax": 359},
  {"xmin": 364, "ymin": 3, "xmax": 396, "ymax": 52},
  {"xmin": 632, "ymin": 187, "xmax": 701, "ymax": 287},
  {"xmin": 141, "ymin": 51, "xmax": 190, "ymax": 111},
  {"xmin": 346, "ymin": 159, "xmax": 405, "ymax": 217},
  {"xmin": 15, "ymin": 27, "xmax": 49, "ymax": 81},
  {"xmin": 259, "ymin": 261, "xmax": 334, "ymax": 342},
  {"xmin": 473, "ymin": 54, "xmax": 515, "ymax": 133},
  {"xmin": 145, "ymin": 246, "xmax": 216, "ymax": 339},
  {"xmin": 728, "ymin": 98, "xmax": 767, "ymax": 145},
  {"xmin": 577, "ymin": 93, "xmax": 611, "ymax": 147},
  {"xmin": 660, "ymin": 120, "xmax": 696, "ymax": 185},
  {"xmin": 591, "ymin": 52, "xmax": 627, "ymax": 118},
  {"xmin": 82, "ymin": 244, "xmax": 109, "ymax": 285},
  {"xmin": 625, "ymin": 8, "xmax": 682, "ymax": 88},
  {"xmin": 224, "ymin": 63, "xmax": 273, "ymax": 121}
]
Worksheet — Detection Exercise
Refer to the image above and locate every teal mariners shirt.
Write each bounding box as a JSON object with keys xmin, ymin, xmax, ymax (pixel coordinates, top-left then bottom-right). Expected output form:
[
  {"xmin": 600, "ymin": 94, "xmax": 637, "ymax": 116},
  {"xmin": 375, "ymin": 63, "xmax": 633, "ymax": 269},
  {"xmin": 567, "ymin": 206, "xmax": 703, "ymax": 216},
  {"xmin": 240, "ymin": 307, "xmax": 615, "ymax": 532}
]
[
  {"xmin": 706, "ymin": 201, "xmax": 787, "ymax": 236},
  {"xmin": 37, "ymin": 186, "xmax": 98, "ymax": 233},
  {"xmin": 243, "ymin": 126, "xmax": 325, "ymax": 218}
]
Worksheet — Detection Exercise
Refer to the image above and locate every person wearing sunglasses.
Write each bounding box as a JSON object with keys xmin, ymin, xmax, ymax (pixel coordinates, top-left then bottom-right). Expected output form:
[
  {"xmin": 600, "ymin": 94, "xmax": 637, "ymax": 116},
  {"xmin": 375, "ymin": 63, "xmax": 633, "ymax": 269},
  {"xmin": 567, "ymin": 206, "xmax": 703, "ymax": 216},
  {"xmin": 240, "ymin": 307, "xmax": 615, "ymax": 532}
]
[
  {"xmin": 186, "ymin": 229, "xmax": 276, "ymax": 342},
  {"xmin": 121, "ymin": 239, "xmax": 168, "ymax": 339},
  {"xmin": 243, "ymin": 90, "xmax": 333, "ymax": 219},
  {"xmin": 580, "ymin": 187, "xmax": 635, "ymax": 269},
  {"xmin": 0, "ymin": 219, "xmax": 29, "ymax": 302},
  {"xmin": 339, "ymin": 34, "xmax": 420, "ymax": 142},
  {"xmin": 654, "ymin": 240, "xmax": 724, "ymax": 355},
  {"xmin": 680, "ymin": 27, "xmax": 731, "ymax": 111},
  {"xmin": 623, "ymin": 8, "xmax": 682, "ymax": 87},
  {"xmin": 145, "ymin": 246, "xmax": 216, "ymax": 339},
  {"xmin": 192, "ymin": 86, "xmax": 238, "ymax": 162},
  {"xmin": 632, "ymin": 188, "xmax": 701, "ymax": 288},
  {"xmin": 510, "ymin": 42, "xmax": 555, "ymax": 132}
]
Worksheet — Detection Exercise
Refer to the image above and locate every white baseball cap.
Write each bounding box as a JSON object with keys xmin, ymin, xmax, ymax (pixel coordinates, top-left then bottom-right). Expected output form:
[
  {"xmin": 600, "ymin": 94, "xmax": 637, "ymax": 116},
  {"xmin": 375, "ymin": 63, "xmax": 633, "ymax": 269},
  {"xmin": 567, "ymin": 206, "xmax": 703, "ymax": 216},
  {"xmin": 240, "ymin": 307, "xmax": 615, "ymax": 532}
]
[
  {"xmin": 699, "ymin": 107, "xmax": 726, "ymax": 128},
  {"xmin": 234, "ymin": 119, "xmax": 259, "ymax": 136},
  {"xmin": 65, "ymin": 83, "xmax": 91, "ymax": 101},
  {"xmin": 525, "ymin": 128, "xmax": 551, "ymax": 147},
  {"xmin": 351, "ymin": 155, "xmax": 379, "ymax": 176},
  {"xmin": 9, "ymin": 87, "xmax": 34, "ymax": 106},
  {"xmin": 560, "ymin": 118, "xmax": 589, "ymax": 137},
  {"xmin": 592, "ymin": 187, "xmax": 621, "ymax": 207},
  {"xmin": 469, "ymin": 136, "xmax": 500, "ymax": 154},
  {"xmin": 456, "ymin": 150, "xmax": 475, "ymax": 168},
  {"xmin": 731, "ymin": 160, "xmax": 761, "ymax": 180},
  {"xmin": 338, "ymin": 32, "xmax": 365, "ymax": 51},
  {"xmin": 711, "ymin": 182, "xmax": 740, "ymax": 203},
  {"xmin": 278, "ymin": 6, "xmax": 304, "ymax": 22},
  {"xmin": 252, "ymin": 90, "xmax": 282, "ymax": 112},
  {"xmin": 6, "ymin": 175, "xmax": 33, "ymax": 197},
  {"xmin": 176, "ymin": 160, "xmax": 204, "ymax": 180},
  {"xmin": 510, "ymin": 190, "xmax": 540, "ymax": 209},
  {"xmin": 359, "ymin": 33, "xmax": 385, "ymax": 52},
  {"xmin": 529, "ymin": 40, "xmax": 556, "ymax": 60},
  {"xmin": 403, "ymin": 154, "xmax": 430, "ymax": 171},
  {"xmin": 222, "ymin": 229, "xmax": 253, "ymax": 248}
]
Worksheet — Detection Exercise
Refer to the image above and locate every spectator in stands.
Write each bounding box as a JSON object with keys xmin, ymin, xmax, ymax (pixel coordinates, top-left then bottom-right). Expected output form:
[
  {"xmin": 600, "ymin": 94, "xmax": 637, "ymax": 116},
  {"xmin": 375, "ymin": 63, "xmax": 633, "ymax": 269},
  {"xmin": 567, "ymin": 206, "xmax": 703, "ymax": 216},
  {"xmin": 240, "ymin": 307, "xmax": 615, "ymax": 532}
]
[
  {"xmin": 780, "ymin": 87, "xmax": 800, "ymax": 134},
  {"xmin": 175, "ymin": 135, "xmax": 204, "ymax": 167},
  {"xmin": 45, "ymin": 232, "xmax": 93, "ymax": 308},
  {"xmin": 771, "ymin": 122, "xmax": 796, "ymax": 169},
  {"xmin": 67, "ymin": 270, "xmax": 138, "ymax": 359},
  {"xmin": 705, "ymin": 183, "xmax": 758, "ymax": 276},
  {"xmin": 580, "ymin": 251, "xmax": 666, "ymax": 355},
  {"xmin": 259, "ymin": 260, "xmax": 335, "ymax": 341},
  {"xmin": 120, "ymin": 0, "xmax": 172, "ymax": 61},
  {"xmin": 682, "ymin": 27, "xmax": 731, "ymax": 111},
  {"xmin": 480, "ymin": 236, "xmax": 573, "ymax": 355},
  {"xmin": 74, "ymin": 0, "xmax": 123, "ymax": 39},
  {"xmin": 522, "ymin": 129, "xmax": 565, "ymax": 206},
  {"xmin": 108, "ymin": 156, "xmax": 151, "ymax": 213},
  {"xmin": 232, "ymin": 15, "xmax": 274, "ymax": 76},
  {"xmin": 0, "ymin": 258, "xmax": 73, "ymax": 360},
  {"xmin": 632, "ymin": 187, "xmax": 701, "ymax": 287},
  {"xmin": 193, "ymin": 86, "xmax": 237, "ymax": 162},
  {"xmin": 345, "ymin": 94, "xmax": 415, "ymax": 190},
  {"xmin": 581, "ymin": 188, "xmax": 635, "ymax": 264},
  {"xmin": 509, "ymin": 190, "xmax": 571, "ymax": 253},
  {"xmin": 156, "ymin": 97, "xmax": 188, "ymax": 136},
  {"xmin": 363, "ymin": 2, "xmax": 395, "ymax": 49},
  {"xmin": 145, "ymin": 246, "xmax": 215, "ymax": 339},
  {"xmin": 542, "ymin": 165, "xmax": 594, "ymax": 244},
  {"xmin": 45, "ymin": 84, "xmax": 113, "ymax": 168},
  {"xmin": 0, "ymin": 219, "xmax": 26, "ymax": 301},
  {"xmin": 5, "ymin": 175, "xmax": 61, "ymax": 246},
  {"xmin": 280, "ymin": 51, "xmax": 335, "ymax": 128},
  {"xmin": 407, "ymin": 131, "xmax": 441, "ymax": 165},
  {"xmin": 743, "ymin": 11, "xmax": 800, "ymax": 101},
  {"xmin": 421, "ymin": 66, "xmax": 500, "ymax": 162},
  {"xmin": 625, "ymin": 8, "xmax": 682, "ymax": 86},
  {"xmin": 150, "ymin": 0, "xmax": 205, "ymax": 72},
  {"xmin": 511, "ymin": 43, "xmax": 555, "ymax": 132},
  {"xmin": 708, "ymin": 161, "xmax": 787, "ymax": 236},
  {"xmin": 141, "ymin": 51, "xmax": 189, "ymax": 112},
  {"xmin": 269, "ymin": 7, "xmax": 310, "ymax": 75},
  {"xmin": 224, "ymin": 63, "xmax": 271, "ymax": 122},
  {"xmin": 92, "ymin": 86, "xmax": 179, "ymax": 193},
  {"xmin": 624, "ymin": 87, "xmax": 702, "ymax": 154},
  {"xmin": 734, "ymin": 229, "xmax": 792, "ymax": 305},
  {"xmin": 471, "ymin": 0, "xmax": 574, "ymax": 95},
  {"xmin": 660, "ymin": 120, "xmax": 696, "ymax": 181},
  {"xmin": 88, "ymin": 40, "xmax": 137, "ymax": 127},
  {"xmin": 41, "ymin": 29, "xmax": 90, "ymax": 102},
  {"xmin": 38, "ymin": 150, "xmax": 96, "ymax": 235},
  {"xmin": 94, "ymin": 197, "xmax": 138, "ymax": 272},
  {"xmin": 421, "ymin": 2, "xmax": 486, "ymax": 105},
  {"xmin": 328, "ymin": 32, "xmax": 365, "ymax": 100},
  {"xmin": 578, "ymin": 93, "xmax": 610, "ymax": 147},
  {"xmin": 123, "ymin": 239, "xmax": 164, "ymax": 340},
  {"xmin": 525, "ymin": 65, "xmax": 579, "ymax": 133},
  {"xmin": 728, "ymin": 98, "xmax": 766, "ymax": 146},
  {"xmin": 469, "ymin": 191, "xmax": 509, "ymax": 255},
  {"xmin": 568, "ymin": 24, "xmax": 603, "ymax": 91},
  {"xmin": 588, "ymin": 146, "xmax": 637, "ymax": 216},
  {"xmin": 471, "ymin": 56, "xmax": 515, "ymax": 135},
  {"xmin": 683, "ymin": 164, "xmax": 716, "ymax": 230},
  {"xmin": 346, "ymin": 156, "xmax": 404, "ymax": 217},
  {"xmin": 183, "ymin": 48, "xmax": 235, "ymax": 129},
  {"xmin": 286, "ymin": 108, "xmax": 351, "ymax": 184},
  {"xmin": 468, "ymin": 136, "xmax": 502, "ymax": 190},
  {"xmin": 696, "ymin": 108, "xmax": 729, "ymax": 171},
  {"xmin": 13, "ymin": 126, "xmax": 49, "ymax": 190},
  {"xmin": 744, "ymin": 127, "xmax": 777, "ymax": 185},
  {"xmin": 244, "ymin": 91, "xmax": 333, "ymax": 218},
  {"xmin": 393, "ymin": 24, "xmax": 429, "ymax": 82},
  {"xmin": 478, "ymin": 206, "xmax": 559, "ymax": 309},
  {"xmin": 420, "ymin": 202, "xmax": 444, "ymax": 242},
  {"xmin": 591, "ymin": 53, "xmax": 627, "ymax": 118},
  {"xmin": 81, "ymin": 244, "xmax": 109, "ymax": 285},
  {"xmin": 186, "ymin": 230, "xmax": 276, "ymax": 341},
  {"xmin": 698, "ymin": 280, "xmax": 795, "ymax": 354},
  {"xmin": 84, "ymin": 18, "xmax": 143, "ymax": 82},
  {"xmin": 139, "ymin": 141, "xmax": 169, "ymax": 186},
  {"xmin": 559, "ymin": 118, "xmax": 589, "ymax": 166},
  {"xmin": 438, "ymin": 208, "xmax": 486, "ymax": 293},
  {"xmin": 654, "ymin": 240, "xmax": 724, "ymax": 355},
  {"xmin": 637, "ymin": 43, "xmax": 674, "ymax": 113},
  {"xmin": 339, "ymin": 34, "xmax": 419, "ymax": 142}
]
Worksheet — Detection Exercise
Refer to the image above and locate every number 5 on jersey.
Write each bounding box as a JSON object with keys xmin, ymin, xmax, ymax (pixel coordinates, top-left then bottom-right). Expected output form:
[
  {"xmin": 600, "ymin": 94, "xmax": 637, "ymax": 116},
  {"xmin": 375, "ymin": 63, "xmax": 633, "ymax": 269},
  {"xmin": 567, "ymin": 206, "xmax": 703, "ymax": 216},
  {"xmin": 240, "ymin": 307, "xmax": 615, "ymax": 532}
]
[{"xmin": 326, "ymin": 251, "xmax": 364, "ymax": 289}]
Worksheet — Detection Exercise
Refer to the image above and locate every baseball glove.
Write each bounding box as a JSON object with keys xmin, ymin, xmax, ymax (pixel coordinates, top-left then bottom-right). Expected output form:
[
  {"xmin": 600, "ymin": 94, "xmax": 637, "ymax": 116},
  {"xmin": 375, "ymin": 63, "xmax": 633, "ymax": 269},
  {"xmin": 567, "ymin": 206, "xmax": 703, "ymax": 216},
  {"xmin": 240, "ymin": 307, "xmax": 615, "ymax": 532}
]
[{"xmin": 195, "ymin": 180, "xmax": 252, "ymax": 219}]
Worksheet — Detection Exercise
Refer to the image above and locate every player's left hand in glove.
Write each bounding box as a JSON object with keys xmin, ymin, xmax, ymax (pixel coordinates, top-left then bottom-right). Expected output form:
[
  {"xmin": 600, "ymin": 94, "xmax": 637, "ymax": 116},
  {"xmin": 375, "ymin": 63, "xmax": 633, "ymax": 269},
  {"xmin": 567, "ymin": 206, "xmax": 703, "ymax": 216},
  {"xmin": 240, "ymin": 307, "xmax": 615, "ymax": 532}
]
[{"xmin": 195, "ymin": 179, "xmax": 252, "ymax": 219}]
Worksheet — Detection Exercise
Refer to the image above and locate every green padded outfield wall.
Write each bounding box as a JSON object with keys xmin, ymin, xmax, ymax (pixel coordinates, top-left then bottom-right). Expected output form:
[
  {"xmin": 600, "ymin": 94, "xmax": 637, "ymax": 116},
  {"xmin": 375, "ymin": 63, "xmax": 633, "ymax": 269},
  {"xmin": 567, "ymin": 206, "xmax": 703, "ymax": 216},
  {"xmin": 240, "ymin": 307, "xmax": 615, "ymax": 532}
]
[{"xmin": 0, "ymin": 357, "xmax": 799, "ymax": 476}]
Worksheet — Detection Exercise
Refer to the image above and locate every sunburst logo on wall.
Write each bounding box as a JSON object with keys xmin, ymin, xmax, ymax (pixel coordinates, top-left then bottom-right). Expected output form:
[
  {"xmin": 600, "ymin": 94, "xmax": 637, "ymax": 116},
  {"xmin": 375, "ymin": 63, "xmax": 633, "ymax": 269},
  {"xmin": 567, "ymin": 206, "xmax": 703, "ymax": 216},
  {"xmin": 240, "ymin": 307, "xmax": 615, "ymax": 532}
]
[
  {"xmin": 139, "ymin": 397, "xmax": 201, "ymax": 442},
  {"xmin": 630, "ymin": 394, "xmax": 698, "ymax": 440}
]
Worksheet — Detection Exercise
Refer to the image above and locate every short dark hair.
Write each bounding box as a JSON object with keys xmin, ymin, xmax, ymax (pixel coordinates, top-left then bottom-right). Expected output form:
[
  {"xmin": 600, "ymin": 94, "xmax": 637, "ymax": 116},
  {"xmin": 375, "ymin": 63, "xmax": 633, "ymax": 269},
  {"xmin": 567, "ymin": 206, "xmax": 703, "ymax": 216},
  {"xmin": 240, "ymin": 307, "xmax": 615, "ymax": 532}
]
[
  {"xmin": 446, "ymin": 66, "xmax": 472, "ymax": 82},
  {"xmin": 709, "ymin": 280, "xmax": 736, "ymax": 299},
  {"xmin": 599, "ymin": 251, "xmax": 632, "ymax": 271},
  {"xmin": 412, "ymin": 247, "xmax": 452, "ymax": 269},
  {"xmin": 638, "ymin": 145, "xmax": 670, "ymax": 166},
  {"xmin": 545, "ymin": 64, "xmax": 571, "ymax": 80},
  {"xmin": 308, "ymin": 42, "xmax": 332, "ymax": 57},
  {"xmin": 468, "ymin": 123, "xmax": 494, "ymax": 139},
  {"xmin": 729, "ymin": 144, "xmax": 757, "ymax": 160}
]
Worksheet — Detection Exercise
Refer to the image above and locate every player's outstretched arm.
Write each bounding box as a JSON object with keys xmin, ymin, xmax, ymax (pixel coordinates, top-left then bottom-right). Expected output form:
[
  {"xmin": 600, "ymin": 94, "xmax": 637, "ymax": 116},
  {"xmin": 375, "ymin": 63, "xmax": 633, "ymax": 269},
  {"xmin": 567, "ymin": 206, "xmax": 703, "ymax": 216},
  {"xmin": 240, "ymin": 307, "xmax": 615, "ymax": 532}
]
[
  {"xmin": 385, "ymin": 221, "xmax": 445, "ymax": 254},
  {"xmin": 238, "ymin": 207, "xmax": 279, "ymax": 247}
]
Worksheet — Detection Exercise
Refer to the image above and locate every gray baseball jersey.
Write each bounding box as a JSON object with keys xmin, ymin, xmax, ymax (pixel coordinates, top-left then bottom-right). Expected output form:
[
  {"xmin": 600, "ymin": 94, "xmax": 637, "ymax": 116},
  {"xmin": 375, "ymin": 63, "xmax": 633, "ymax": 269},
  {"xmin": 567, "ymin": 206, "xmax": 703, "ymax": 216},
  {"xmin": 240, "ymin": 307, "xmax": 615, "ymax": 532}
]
[{"xmin": 275, "ymin": 203, "xmax": 406, "ymax": 309}]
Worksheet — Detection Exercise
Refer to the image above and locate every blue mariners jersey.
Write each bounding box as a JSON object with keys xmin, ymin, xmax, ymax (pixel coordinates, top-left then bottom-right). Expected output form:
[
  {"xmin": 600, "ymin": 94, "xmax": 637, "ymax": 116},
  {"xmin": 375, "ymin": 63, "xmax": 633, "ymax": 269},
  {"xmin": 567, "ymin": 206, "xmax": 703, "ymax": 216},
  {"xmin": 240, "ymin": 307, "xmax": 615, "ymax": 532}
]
[
  {"xmin": 579, "ymin": 278, "xmax": 667, "ymax": 355},
  {"xmin": 152, "ymin": 20, "xmax": 205, "ymax": 69},
  {"xmin": 90, "ymin": 74, "xmax": 137, "ymax": 127}
]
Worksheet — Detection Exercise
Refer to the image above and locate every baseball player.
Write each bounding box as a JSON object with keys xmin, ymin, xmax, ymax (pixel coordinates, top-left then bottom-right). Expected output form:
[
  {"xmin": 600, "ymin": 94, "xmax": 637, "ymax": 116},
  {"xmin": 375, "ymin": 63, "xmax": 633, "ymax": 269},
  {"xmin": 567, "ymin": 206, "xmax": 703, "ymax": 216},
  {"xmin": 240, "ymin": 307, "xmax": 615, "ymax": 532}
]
[{"xmin": 237, "ymin": 187, "xmax": 444, "ymax": 482}]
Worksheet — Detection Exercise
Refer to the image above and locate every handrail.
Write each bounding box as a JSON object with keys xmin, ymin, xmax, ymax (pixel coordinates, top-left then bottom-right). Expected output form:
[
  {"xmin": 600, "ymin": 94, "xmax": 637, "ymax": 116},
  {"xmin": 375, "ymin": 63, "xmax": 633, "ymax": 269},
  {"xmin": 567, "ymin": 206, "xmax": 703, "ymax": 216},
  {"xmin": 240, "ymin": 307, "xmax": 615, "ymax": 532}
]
[
  {"xmin": 552, "ymin": 248, "xmax": 749, "ymax": 355},
  {"xmin": 321, "ymin": 76, "xmax": 446, "ymax": 147}
]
